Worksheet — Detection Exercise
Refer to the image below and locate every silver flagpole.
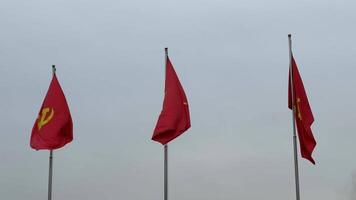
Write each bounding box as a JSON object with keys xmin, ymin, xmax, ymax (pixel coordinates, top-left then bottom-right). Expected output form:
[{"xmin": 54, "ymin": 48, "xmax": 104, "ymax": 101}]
[
  {"xmin": 48, "ymin": 150, "xmax": 53, "ymax": 200},
  {"xmin": 48, "ymin": 65, "xmax": 56, "ymax": 200},
  {"xmin": 164, "ymin": 144, "xmax": 168, "ymax": 200},
  {"xmin": 164, "ymin": 48, "xmax": 168, "ymax": 200},
  {"xmin": 288, "ymin": 34, "xmax": 301, "ymax": 200}
]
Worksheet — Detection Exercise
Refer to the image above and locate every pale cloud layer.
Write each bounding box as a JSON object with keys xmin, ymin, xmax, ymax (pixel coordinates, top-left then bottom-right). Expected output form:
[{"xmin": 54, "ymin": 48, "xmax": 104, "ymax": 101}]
[{"xmin": 1, "ymin": 0, "xmax": 356, "ymax": 199}]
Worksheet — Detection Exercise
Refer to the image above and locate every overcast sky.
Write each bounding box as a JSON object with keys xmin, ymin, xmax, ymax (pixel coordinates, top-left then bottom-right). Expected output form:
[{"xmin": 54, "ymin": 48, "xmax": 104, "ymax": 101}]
[{"xmin": 1, "ymin": 0, "xmax": 356, "ymax": 199}]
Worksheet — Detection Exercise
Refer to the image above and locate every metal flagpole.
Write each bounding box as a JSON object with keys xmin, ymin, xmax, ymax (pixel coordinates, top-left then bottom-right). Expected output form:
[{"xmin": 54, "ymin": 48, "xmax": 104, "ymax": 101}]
[
  {"xmin": 164, "ymin": 144, "xmax": 168, "ymax": 200},
  {"xmin": 48, "ymin": 150, "xmax": 53, "ymax": 200},
  {"xmin": 48, "ymin": 65, "xmax": 56, "ymax": 200},
  {"xmin": 288, "ymin": 34, "xmax": 301, "ymax": 200},
  {"xmin": 164, "ymin": 48, "xmax": 168, "ymax": 200}
]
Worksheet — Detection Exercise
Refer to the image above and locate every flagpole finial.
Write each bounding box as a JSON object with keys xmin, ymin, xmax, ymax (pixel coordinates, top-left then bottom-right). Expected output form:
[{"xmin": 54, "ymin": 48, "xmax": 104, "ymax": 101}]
[
  {"xmin": 52, "ymin": 65, "xmax": 56, "ymax": 75},
  {"xmin": 288, "ymin": 34, "xmax": 292, "ymax": 38},
  {"xmin": 165, "ymin": 48, "xmax": 168, "ymax": 55}
]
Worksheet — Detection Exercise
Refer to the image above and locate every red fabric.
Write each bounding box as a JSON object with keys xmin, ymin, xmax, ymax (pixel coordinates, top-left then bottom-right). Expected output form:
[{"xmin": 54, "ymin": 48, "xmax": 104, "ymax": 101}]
[
  {"xmin": 288, "ymin": 56, "xmax": 316, "ymax": 164},
  {"xmin": 152, "ymin": 57, "xmax": 191, "ymax": 145},
  {"xmin": 30, "ymin": 75, "xmax": 73, "ymax": 150}
]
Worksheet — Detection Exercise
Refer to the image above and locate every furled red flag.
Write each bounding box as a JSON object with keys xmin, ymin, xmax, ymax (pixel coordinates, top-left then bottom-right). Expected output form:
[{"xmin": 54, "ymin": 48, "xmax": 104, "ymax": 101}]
[
  {"xmin": 152, "ymin": 56, "xmax": 191, "ymax": 145},
  {"xmin": 288, "ymin": 56, "xmax": 316, "ymax": 164},
  {"xmin": 30, "ymin": 74, "xmax": 73, "ymax": 150}
]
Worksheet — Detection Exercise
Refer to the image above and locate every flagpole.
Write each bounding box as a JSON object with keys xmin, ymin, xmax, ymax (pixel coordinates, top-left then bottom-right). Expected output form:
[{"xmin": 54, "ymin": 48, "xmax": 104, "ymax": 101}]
[
  {"xmin": 288, "ymin": 34, "xmax": 301, "ymax": 200},
  {"xmin": 48, "ymin": 150, "xmax": 53, "ymax": 200},
  {"xmin": 164, "ymin": 48, "xmax": 168, "ymax": 200},
  {"xmin": 48, "ymin": 65, "xmax": 56, "ymax": 200},
  {"xmin": 164, "ymin": 144, "xmax": 168, "ymax": 200}
]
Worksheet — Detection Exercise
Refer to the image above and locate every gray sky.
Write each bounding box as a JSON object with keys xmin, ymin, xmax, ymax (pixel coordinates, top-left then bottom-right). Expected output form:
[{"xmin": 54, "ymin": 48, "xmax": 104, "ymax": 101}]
[{"xmin": 1, "ymin": 0, "xmax": 356, "ymax": 199}]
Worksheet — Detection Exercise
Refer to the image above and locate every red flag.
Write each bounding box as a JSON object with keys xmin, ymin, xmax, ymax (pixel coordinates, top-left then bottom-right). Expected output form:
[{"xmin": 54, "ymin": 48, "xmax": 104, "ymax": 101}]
[
  {"xmin": 288, "ymin": 56, "xmax": 316, "ymax": 164},
  {"xmin": 30, "ymin": 74, "xmax": 73, "ymax": 150},
  {"xmin": 152, "ymin": 56, "xmax": 191, "ymax": 145}
]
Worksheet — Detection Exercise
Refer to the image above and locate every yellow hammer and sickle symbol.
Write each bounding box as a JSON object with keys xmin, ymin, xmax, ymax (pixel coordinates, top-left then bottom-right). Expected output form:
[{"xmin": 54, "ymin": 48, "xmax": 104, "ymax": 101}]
[
  {"xmin": 37, "ymin": 107, "xmax": 54, "ymax": 130},
  {"xmin": 296, "ymin": 98, "xmax": 302, "ymax": 120}
]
